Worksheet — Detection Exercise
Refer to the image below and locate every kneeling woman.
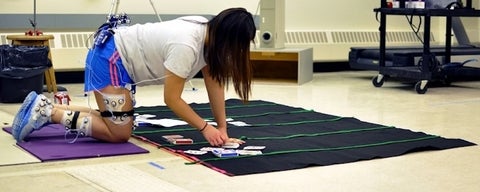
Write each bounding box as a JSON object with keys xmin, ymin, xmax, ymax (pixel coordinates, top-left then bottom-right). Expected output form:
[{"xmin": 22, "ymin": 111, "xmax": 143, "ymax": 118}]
[{"xmin": 11, "ymin": 8, "xmax": 256, "ymax": 146}]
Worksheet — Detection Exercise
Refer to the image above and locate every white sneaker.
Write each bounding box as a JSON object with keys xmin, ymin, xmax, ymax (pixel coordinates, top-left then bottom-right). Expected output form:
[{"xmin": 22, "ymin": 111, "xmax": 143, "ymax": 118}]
[{"xmin": 11, "ymin": 91, "xmax": 53, "ymax": 142}]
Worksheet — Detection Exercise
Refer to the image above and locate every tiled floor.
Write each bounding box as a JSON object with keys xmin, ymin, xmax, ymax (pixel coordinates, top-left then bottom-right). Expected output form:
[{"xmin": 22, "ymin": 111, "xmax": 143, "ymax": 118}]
[{"xmin": 0, "ymin": 70, "xmax": 479, "ymax": 192}]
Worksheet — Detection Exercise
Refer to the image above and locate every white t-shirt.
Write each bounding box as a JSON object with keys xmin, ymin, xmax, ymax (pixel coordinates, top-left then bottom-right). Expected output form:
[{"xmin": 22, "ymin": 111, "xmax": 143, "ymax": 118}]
[{"xmin": 113, "ymin": 16, "xmax": 208, "ymax": 86}]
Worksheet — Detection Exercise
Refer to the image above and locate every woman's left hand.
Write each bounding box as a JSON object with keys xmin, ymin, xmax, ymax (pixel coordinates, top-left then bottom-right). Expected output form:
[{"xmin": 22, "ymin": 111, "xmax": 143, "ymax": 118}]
[
  {"xmin": 217, "ymin": 127, "xmax": 245, "ymax": 144},
  {"xmin": 227, "ymin": 137, "xmax": 245, "ymax": 144}
]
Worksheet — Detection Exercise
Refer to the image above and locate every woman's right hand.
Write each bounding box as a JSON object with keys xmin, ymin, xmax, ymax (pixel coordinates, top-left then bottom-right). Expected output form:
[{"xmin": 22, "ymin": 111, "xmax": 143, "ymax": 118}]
[{"xmin": 201, "ymin": 125, "xmax": 228, "ymax": 146}]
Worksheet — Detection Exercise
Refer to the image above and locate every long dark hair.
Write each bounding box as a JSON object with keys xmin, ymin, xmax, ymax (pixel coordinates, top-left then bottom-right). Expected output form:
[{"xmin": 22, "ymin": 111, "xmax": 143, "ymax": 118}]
[{"xmin": 204, "ymin": 8, "xmax": 256, "ymax": 102}]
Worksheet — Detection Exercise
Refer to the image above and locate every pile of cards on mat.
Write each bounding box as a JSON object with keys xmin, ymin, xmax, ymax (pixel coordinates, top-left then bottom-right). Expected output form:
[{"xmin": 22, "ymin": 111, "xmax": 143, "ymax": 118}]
[
  {"xmin": 162, "ymin": 135, "xmax": 193, "ymax": 145},
  {"xmin": 194, "ymin": 145, "xmax": 266, "ymax": 158},
  {"xmin": 162, "ymin": 134, "xmax": 265, "ymax": 158}
]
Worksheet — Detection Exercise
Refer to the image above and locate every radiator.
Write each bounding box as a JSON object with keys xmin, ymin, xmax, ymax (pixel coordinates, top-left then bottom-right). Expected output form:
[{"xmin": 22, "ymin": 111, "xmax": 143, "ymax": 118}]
[
  {"xmin": 0, "ymin": 30, "xmax": 434, "ymax": 71},
  {"xmin": 281, "ymin": 30, "xmax": 435, "ymax": 62}
]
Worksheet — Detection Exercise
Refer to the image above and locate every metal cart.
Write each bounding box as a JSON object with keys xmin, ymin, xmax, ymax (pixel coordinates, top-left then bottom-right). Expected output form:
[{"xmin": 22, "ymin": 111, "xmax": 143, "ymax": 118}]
[{"xmin": 374, "ymin": 0, "xmax": 480, "ymax": 94}]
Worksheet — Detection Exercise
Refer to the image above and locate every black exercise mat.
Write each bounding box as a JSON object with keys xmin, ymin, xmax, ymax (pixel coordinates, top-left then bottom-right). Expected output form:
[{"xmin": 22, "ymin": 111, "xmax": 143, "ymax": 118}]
[{"xmin": 132, "ymin": 99, "xmax": 476, "ymax": 176}]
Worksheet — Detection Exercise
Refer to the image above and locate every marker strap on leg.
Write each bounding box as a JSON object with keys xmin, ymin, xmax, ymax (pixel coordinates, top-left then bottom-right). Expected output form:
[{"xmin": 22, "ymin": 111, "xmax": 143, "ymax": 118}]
[
  {"xmin": 62, "ymin": 110, "xmax": 79, "ymax": 130},
  {"xmin": 100, "ymin": 110, "xmax": 134, "ymax": 125},
  {"xmin": 61, "ymin": 111, "xmax": 92, "ymax": 137}
]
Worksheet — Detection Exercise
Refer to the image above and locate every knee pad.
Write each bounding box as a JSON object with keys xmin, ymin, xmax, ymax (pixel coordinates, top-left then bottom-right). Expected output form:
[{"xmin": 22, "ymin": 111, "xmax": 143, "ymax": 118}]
[
  {"xmin": 101, "ymin": 93, "xmax": 133, "ymax": 125},
  {"xmin": 103, "ymin": 93, "xmax": 127, "ymax": 111}
]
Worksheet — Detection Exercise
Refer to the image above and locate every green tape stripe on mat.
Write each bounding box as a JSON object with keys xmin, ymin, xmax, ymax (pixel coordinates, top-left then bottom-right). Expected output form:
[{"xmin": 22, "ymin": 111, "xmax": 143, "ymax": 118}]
[
  {"xmin": 135, "ymin": 102, "xmax": 278, "ymax": 113},
  {"xmin": 186, "ymin": 135, "xmax": 440, "ymax": 164},
  {"xmin": 152, "ymin": 125, "xmax": 394, "ymax": 147},
  {"xmin": 133, "ymin": 116, "xmax": 345, "ymax": 134}
]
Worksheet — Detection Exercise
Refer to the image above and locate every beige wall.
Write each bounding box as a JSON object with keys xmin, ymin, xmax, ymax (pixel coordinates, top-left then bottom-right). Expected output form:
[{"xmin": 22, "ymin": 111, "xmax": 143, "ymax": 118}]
[
  {"xmin": 1, "ymin": 0, "xmax": 478, "ymax": 43},
  {"xmin": 0, "ymin": 0, "xmax": 258, "ymax": 14},
  {"xmin": 0, "ymin": 0, "xmax": 397, "ymax": 30}
]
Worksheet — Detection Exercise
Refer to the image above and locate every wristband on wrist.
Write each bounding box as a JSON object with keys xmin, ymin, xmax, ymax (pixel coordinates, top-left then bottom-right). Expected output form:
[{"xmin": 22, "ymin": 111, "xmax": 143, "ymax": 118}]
[{"xmin": 199, "ymin": 121, "xmax": 208, "ymax": 132}]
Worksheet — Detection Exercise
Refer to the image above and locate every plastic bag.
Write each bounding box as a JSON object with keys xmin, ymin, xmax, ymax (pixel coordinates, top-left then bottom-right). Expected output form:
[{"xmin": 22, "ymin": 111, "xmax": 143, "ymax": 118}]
[{"xmin": 0, "ymin": 44, "xmax": 51, "ymax": 79}]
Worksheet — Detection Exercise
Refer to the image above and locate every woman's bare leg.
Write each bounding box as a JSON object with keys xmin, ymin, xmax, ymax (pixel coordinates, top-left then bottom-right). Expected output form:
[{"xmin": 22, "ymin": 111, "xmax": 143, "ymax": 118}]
[
  {"xmin": 53, "ymin": 104, "xmax": 96, "ymax": 113},
  {"xmin": 91, "ymin": 85, "xmax": 134, "ymax": 142},
  {"xmin": 49, "ymin": 85, "xmax": 134, "ymax": 143}
]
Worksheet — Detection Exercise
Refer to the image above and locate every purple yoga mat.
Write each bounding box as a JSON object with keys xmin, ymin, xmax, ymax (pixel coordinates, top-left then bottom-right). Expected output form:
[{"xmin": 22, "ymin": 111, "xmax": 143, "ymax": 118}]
[{"xmin": 3, "ymin": 124, "xmax": 148, "ymax": 161}]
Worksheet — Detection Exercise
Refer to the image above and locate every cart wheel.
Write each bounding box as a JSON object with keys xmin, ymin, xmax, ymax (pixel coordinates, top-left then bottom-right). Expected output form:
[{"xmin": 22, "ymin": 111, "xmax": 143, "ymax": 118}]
[
  {"xmin": 372, "ymin": 75, "xmax": 384, "ymax": 87},
  {"xmin": 442, "ymin": 76, "xmax": 452, "ymax": 86},
  {"xmin": 415, "ymin": 81, "xmax": 428, "ymax": 94}
]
